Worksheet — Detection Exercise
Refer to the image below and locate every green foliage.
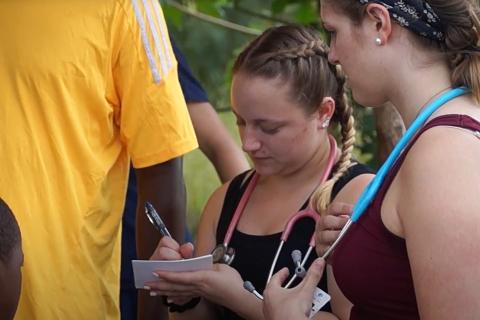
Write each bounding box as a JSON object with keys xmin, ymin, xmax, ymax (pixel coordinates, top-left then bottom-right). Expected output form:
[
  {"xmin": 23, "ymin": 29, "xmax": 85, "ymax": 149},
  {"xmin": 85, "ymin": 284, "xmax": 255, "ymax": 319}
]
[
  {"xmin": 271, "ymin": 0, "xmax": 290, "ymax": 14},
  {"xmin": 274, "ymin": 0, "xmax": 319, "ymax": 24},
  {"xmin": 195, "ymin": 0, "xmax": 226, "ymax": 16},
  {"xmin": 163, "ymin": 5, "xmax": 184, "ymax": 27},
  {"xmin": 161, "ymin": 0, "xmax": 378, "ymax": 227}
]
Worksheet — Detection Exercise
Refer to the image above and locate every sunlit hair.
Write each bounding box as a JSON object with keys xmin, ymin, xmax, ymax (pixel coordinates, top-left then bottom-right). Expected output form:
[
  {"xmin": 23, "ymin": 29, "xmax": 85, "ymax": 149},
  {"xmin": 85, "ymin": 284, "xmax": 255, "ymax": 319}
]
[
  {"xmin": 233, "ymin": 25, "xmax": 356, "ymax": 213},
  {"xmin": 324, "ymin": 0, "xmax": 480, "ymax": 102},
  {"xmin": 0, "ymin": 198, "xmax": 21, "ymax": 264}
]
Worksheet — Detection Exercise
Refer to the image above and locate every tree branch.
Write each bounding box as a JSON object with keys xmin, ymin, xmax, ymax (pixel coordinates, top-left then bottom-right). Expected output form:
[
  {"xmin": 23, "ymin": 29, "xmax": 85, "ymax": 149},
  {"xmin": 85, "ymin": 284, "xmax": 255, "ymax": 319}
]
[
  {"xmin": 164, "ymin": 0, "xmax": 261, "ymax": 36},
  {"xmin": 233, "ymin": 4, "xmax": 293, "ymax": 25}
]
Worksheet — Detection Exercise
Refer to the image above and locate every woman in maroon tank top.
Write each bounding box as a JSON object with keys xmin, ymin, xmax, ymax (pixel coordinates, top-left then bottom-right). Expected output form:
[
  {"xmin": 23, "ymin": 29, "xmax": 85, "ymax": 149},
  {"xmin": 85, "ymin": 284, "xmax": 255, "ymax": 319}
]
[{"xmin": 263, "ymin": 1, "xmax": 480, "ymax": 320}]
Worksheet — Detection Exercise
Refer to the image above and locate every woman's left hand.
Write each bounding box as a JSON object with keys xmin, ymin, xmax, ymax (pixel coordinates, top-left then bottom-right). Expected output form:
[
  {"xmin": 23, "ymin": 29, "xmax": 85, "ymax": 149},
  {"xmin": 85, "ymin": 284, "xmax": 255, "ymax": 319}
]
[
  {"xmin": 145, "ymin": 263, "xmax": 245, "ymax": 306},
  {"xmin": 263, "ymin": 258, "xmax": 326, "ymax": 320}
]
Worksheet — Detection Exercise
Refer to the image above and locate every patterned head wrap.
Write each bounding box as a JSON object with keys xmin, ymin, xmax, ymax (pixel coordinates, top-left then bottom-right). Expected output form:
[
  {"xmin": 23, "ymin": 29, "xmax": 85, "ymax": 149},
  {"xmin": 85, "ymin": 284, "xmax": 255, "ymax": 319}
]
[{"xmin": 359, "ymin": 0, "xmax": 444, "ymax": 41}]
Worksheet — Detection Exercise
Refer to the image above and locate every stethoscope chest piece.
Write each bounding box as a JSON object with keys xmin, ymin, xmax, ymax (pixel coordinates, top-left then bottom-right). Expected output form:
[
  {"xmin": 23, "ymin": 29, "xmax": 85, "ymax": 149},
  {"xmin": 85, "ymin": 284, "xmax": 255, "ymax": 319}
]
[{"xmin": 211, "ymin": 244, "xmax": 235, "ymax": 265}]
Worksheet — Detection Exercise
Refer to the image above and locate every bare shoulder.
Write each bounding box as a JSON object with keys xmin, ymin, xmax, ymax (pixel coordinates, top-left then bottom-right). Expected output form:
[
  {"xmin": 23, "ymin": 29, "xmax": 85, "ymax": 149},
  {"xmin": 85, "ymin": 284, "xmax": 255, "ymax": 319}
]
[
  {"xmin": 398, "ymin": 124, "xmax": 480, "ymax": 217},
  {"xmin": 195, "ymin": 178, "xmax": 234, "ymax": 255},
  {"xmin": 332, "ymin": 170, "xmax": 374, "ymax": 204},
  {"xmin": 203, "ymin": 181, "xmax": 231, "ymax": 224},
  {"xmin": 401, "ymin": 123, "xmax": 479, "ymax": 194}
]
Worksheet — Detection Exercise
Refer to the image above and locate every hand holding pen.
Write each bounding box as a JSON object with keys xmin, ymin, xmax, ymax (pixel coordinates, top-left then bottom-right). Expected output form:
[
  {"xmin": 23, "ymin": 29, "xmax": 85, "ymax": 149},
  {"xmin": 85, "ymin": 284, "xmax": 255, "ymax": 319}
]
[
  {"xmin": 145, "ymin": 201, "xmax": 194, "ymax": 260},
  {"xmin": 145, "ymin": 202, "xmax": 195, "ymax": 304}
]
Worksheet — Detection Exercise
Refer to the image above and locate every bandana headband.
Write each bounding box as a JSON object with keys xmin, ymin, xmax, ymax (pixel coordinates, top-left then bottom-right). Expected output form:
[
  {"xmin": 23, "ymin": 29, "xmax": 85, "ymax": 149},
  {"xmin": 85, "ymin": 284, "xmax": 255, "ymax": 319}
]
[{"xmin": 359, "ymin": 0, "xmax": 444, "ymax": 41}]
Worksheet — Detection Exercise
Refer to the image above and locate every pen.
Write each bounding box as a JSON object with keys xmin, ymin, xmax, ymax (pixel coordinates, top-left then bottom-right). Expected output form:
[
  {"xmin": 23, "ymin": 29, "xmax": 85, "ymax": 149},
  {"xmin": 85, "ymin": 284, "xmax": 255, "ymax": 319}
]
[{"xmin": 144, "ymin": 201, "xmax": 171, "ymax": 237}]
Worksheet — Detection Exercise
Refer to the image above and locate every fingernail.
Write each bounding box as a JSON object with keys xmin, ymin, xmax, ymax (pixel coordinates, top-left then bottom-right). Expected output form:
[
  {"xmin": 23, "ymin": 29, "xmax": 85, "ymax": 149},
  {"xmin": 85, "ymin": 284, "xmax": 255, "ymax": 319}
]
[
  {"xmin": 150, "ymin": 291, "xmax": 158, "ymax": 297},
  {"xmin": 144, "ymin": 286, "xmax": 151, "ymax": 290},
  {"xmin": 152, "ymin": 272, "xmax": 159, "ymax": 278}
]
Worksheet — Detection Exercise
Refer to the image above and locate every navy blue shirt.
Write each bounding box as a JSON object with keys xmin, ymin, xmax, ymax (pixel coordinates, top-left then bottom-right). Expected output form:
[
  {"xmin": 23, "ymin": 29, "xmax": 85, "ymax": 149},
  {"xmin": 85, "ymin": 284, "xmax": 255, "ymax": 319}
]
[
  {"xmin": 174, "ymin": 42, "xmax": 208, "ymax": 103},
  {"xmin": 120, "ymin": 38, "xmax": 208, "ymax": 320}
]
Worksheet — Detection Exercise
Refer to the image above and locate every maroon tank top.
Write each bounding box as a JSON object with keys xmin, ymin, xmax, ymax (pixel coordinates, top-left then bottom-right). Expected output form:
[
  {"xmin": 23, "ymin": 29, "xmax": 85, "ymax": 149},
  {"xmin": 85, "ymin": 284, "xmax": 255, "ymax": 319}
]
[{"xmin": 332, "ymin": 115, "xmax": 480, "ymax": 320}]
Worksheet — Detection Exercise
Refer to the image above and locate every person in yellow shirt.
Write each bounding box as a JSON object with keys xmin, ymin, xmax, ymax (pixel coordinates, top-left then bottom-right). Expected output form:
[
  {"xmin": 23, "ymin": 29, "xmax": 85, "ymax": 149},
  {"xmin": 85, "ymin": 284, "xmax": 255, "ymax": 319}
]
[
  {"xmin": 0, "ymin": 0, "xmax": 197, "ymax": 319},
  {"xmin": 120, "ymin": 38, "xmax": 249, "ymax": 320}
]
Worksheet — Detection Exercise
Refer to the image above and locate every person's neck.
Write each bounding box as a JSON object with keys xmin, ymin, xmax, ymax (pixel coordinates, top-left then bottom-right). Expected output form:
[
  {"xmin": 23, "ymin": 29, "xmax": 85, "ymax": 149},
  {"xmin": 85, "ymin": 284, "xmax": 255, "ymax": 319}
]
[{"xmin": 388, "ymin": 64, "xmax": 453, "ymax": 127}]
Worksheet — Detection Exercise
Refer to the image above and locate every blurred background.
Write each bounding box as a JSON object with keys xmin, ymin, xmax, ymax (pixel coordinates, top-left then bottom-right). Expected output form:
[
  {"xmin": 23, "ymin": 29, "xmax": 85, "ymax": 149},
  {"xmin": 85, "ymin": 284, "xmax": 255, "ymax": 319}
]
[{"xmin": 161, "ymin": 0, "xmax": 397, "ymax": 234}]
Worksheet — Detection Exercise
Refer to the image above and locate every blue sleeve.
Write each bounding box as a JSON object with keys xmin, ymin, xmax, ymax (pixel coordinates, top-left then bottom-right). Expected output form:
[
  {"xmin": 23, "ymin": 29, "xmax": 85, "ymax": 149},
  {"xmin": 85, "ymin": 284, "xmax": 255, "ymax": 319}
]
[{"xmin": 171, "ymin": 38, "xmax": 209, "ymax": 103}]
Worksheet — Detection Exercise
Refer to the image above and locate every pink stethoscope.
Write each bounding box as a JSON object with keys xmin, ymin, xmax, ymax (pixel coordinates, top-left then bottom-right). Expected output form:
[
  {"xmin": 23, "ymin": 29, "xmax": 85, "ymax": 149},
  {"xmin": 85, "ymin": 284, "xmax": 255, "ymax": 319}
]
[{"xmin": 211, "ymin": 135, "xmax": 338, "ymax": 289}]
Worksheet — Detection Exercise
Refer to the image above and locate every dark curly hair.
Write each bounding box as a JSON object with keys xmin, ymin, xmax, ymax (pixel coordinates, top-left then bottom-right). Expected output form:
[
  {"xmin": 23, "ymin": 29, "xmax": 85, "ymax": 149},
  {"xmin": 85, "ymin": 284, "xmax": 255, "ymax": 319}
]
[{"xmin": 0, "ymin": 198, "xmax": 21, "ymax": 264}]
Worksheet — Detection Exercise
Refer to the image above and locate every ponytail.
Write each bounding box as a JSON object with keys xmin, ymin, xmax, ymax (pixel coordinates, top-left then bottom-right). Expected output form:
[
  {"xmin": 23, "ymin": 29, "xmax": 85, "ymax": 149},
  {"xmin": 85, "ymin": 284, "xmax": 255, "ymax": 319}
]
[{"xmin": 447, "ymin": 3, "xmax": 480, "ymax": 101}]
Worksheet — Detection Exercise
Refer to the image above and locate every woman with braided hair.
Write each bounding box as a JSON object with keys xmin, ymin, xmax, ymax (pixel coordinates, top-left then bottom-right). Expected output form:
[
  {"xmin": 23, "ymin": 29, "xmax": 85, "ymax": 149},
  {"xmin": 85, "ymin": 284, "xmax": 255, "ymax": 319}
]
[
  {"xmin": 264, "ymin": 1, "xmax": 480, "ymax": 320},
  {"xmin": 143, "ymin": 25, "xmax": 373, "ymax": 319}
]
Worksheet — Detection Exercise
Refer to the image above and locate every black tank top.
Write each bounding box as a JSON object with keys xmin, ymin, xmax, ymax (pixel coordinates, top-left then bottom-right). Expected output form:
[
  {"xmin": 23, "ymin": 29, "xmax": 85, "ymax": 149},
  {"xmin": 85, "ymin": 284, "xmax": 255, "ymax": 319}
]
[{"xmin": 215, "ymin": 163, "xmax": 373, "ymax": 320}]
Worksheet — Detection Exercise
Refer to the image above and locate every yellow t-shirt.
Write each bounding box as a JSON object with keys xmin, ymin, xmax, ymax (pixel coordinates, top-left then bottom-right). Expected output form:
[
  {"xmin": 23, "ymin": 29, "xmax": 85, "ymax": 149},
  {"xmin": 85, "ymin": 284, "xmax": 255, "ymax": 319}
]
[{"xmin": 0, "ymin": 0, "xmax": 197, "ymax": 319}]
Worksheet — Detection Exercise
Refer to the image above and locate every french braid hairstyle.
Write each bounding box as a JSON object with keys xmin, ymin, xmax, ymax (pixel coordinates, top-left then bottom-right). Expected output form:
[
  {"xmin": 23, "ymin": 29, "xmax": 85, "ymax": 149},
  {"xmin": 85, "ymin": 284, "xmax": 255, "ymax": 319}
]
[
  {"xmin": 324, "ymin": 0, "xmax": 480, "ymax": 102},
  {"xmin": 233, "ymin": 25, "xmax": 356, "ymax": 213}
]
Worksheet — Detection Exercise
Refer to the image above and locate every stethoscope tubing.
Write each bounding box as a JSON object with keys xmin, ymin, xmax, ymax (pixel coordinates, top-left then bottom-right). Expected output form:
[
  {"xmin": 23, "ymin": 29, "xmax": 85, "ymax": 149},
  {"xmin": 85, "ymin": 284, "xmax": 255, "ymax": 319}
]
[
  {"xmin": 267, "ymin": 241, "xmax": 285, "ymax": 284},
  {"xmin": 321, "ymin": 219, "xmax": 353, "ymax": 260},
  {"xmin": 265, "ymin": 135, "xmax": 338, "ymax": 287},
  {"xmin": 223, "ymin": 172, "xmax": 259, "ymax": 246}
]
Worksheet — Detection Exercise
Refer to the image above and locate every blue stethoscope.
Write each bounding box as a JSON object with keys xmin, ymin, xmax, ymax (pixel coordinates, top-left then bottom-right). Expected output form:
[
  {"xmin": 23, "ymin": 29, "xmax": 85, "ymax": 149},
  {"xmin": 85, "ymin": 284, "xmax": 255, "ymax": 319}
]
[{"xmin": 321, "ymin": 87, "xmax": 469, "ymax": 259}]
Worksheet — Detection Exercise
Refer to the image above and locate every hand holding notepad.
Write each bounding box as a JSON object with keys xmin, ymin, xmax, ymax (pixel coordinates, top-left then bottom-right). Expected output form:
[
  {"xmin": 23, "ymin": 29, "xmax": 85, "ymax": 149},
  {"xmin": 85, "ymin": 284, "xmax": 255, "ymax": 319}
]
[
  {"xmin": 135, "ymin": 202, "xmax": 213, "ymax": 288},
  {"xmin": 132, "ymin": 254, "xmax": 213, "ymax": 289}
]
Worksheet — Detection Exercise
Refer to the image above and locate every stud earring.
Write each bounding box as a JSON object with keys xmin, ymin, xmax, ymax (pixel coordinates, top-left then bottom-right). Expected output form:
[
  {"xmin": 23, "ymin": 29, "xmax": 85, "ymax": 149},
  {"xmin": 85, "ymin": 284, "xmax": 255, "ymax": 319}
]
[
  {"xmin": 321, "ymin": 118, "xmax": 330, "ymax": 129},
  {"xmin": 375, "ymin": 37, "xmax": 382, "ymax": 46}
]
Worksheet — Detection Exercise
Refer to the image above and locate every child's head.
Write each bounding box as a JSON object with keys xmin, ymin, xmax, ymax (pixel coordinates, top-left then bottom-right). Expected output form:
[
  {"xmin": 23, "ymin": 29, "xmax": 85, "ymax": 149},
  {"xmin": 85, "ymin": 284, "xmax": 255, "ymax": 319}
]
[
  {"xmin": 231, "ymin": 25, "xmax": 355, "ymax": 211},
  {"xmin": 0, "ymin": 198, "xmax": 23, "ymax": 320}
]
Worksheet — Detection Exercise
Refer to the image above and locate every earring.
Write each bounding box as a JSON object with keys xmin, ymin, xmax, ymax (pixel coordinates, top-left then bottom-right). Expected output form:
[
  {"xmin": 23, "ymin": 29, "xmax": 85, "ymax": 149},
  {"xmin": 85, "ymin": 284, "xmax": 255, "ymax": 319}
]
[
  {"xmin": 375, "ymin": 37, "xmax": 382, "ymax": 46},
  {"xmin": 321, "ymin": 118, "xmax": 330, "ymax": 129}
]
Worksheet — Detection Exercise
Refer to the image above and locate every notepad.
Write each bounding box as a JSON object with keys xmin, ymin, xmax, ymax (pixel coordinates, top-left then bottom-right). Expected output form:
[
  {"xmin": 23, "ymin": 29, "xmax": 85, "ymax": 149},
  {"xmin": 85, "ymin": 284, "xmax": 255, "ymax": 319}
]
[{"xmin": 132, "ymin": 254, "xmax": 213, "ymax": 289}]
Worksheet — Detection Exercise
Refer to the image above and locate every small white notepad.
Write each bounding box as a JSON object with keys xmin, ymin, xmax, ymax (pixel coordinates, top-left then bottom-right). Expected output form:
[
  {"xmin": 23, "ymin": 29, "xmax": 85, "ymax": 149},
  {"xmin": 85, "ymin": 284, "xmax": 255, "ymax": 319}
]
[{"xmin": 132, "ymin": 254, "xmax": 213, "ymax": 289}]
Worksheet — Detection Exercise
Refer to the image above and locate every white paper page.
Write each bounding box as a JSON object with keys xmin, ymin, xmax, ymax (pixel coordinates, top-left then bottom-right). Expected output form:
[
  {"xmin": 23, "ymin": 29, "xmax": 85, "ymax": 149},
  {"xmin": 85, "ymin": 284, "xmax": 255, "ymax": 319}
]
[{"xmin": 132, "ymin": 254, "xmax": 213, "ymax": 289}]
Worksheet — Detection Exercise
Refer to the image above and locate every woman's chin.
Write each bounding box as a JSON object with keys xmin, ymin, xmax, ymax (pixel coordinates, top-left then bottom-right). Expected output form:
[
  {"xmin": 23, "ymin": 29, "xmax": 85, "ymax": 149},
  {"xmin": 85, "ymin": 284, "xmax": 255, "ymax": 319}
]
[{"xmin": 350, "ymin": 87, "xmax": 387, "ymax": 108}]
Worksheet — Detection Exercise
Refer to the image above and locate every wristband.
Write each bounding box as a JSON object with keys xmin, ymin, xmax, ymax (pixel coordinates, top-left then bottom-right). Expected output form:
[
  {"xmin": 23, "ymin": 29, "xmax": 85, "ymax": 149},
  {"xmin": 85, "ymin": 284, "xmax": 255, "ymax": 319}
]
[{"xmin": 162, "ymin": 296, "xmax": 201, "ymax": 313}]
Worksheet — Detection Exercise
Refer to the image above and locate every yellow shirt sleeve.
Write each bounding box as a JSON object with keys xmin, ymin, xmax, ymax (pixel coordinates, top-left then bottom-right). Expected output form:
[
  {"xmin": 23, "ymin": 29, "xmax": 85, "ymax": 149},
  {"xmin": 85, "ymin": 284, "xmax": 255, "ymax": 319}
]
[{"xmin": 110, "ymin": 0, "xmax": 197, "ymax": 168}]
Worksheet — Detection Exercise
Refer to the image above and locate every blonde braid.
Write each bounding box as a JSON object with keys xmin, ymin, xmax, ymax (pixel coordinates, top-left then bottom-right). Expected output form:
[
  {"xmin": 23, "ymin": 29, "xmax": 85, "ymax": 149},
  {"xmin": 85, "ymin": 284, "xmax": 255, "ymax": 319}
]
[{"xmin": 310, "ymin": 64, "xmax": 356, "ymax": 214}]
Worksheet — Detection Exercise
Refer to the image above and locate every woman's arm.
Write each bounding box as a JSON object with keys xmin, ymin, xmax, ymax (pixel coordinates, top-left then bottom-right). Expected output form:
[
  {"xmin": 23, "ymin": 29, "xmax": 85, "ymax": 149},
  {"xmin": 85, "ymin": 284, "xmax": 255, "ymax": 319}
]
[
  {"xmin": 168, "ymin": 182, "xmax": 230, "ymax": 320},
  {"xmin": 149, "ymin": 179, "xmax": 264, "ymax": 320},
  {"xmin": 187, "ymin": 101, "xmax": 250, "ymax": 182},
  {"xmin": 146, "ymin": 181, "xmax": 228, "ymax": 320},
  {"xmin": 397, "ymin": 128, "xmax": 480, "ymax": 319}
]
